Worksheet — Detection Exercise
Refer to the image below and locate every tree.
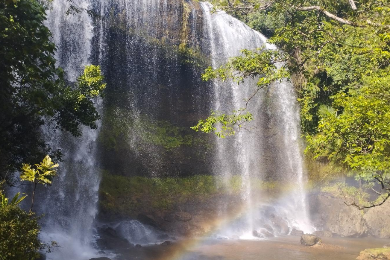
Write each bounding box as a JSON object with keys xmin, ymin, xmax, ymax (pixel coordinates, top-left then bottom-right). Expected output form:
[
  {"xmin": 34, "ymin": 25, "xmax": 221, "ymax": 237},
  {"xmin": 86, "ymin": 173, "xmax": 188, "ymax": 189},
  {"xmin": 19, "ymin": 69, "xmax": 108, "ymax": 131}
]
[
  {"xmin": 21, "ymin": 155, "xmax": 59, "ymax": 211},
  {"xmin": 196, "ymin": 0, "xmax": 390, "ymax": 208},
  {"xmin": 0, "ymin": 189, "xmax": 41, "ymax": 260},
  {"xmin": 0, "ymin": 0, "xmax": 106, "ymax": 184}
]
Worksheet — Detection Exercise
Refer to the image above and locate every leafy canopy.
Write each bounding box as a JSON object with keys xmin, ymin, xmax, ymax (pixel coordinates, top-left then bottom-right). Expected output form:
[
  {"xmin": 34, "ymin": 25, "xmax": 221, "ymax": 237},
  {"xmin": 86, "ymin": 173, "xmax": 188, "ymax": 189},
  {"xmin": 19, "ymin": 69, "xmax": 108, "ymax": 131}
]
[
  {"xmin": 21, "ymin": 155, "xmax": 59, "ymax": 185},
  {"xmin": 0, "ymin": 0, "xmax": 106, "ymax": 184},
  {"xmin": 0, "ymin": 189, "xmax": 41, "ymax": 260}
]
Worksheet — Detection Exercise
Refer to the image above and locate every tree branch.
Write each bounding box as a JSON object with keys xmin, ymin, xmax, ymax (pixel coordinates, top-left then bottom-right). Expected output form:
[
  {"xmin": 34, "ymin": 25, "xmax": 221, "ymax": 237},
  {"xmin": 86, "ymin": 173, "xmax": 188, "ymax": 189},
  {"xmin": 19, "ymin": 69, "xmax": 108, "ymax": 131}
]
[
  {"xmin": 348, "ymin": 0, "xmax": 357, "ymax": 10},
  {"xmin": 345, "ymin": 192, "xmax": 390, "ymax": 210},
  {"xmin": 366, "ymin": 20, "xmax": 390, "ymax": 29},
  {"xmin": 296, "ymin": 6, "xmax": 353, "ymax": 25}
]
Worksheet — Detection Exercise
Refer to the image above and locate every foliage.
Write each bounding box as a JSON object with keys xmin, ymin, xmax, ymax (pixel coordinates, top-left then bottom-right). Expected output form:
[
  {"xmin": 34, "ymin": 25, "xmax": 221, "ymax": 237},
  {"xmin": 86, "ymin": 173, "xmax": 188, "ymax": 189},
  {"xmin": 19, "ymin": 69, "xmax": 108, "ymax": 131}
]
[
  {"xmin": 100, "ymin": 107, "xmax": 201, "ymax": 151},
  {"xmin": 1, "ymin": 192, "xmax": 26, "ymax": 208},
  {"xmin": 191, "ymin": 110, "xmax": 253, "ymax": 138},
  {"xmin": 193, "ymin": 48, "xmax": 287, "ymax": 134},
  {"xmin": 138, "ymin": 119, "xmax": 194, "ymax": 150},
  {"xmin": 21, "ymin": 155, "xmax": 58, "ymax": 210},
  {"xmin": 0, "ymin": 190, "xmax": 41, "ymax": 260},
  {"xmin": 306, "ymin": 73, "xmax": 390, "ymax": 178},
  {"xmin": 200, "ymin": 0, "xmax": 390, "ymax": 207},
  {"xmin": 0, "ymin": 0, "xmax": 105, "ymax": 184},
  {"xmin": 21, "ymin": 155, "xmax": 59, "ymax": 185}
]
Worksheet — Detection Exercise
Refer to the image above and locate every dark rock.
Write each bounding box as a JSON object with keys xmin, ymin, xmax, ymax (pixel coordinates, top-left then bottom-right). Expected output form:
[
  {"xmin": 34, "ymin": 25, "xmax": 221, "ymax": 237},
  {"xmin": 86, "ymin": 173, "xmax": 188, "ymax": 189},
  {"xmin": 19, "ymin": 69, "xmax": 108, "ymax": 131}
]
[
  {"xmin": 252, "ymin": 230, "xmax": 260, "ymax": 237},
  {"xmin": 175, "ymin": 211, "xmax": 192, "ymax": 222},
  {"xmin": 161, "ymin": 240, "xmax": 171, "ymax": 246},
  {"xmin": 135, "ymin": 244, "xmax": 142, "ymax": 248},
  {"xmin": 89, "ymin": 258, "xmax": 112, "ymax": 260},
  {"xmin": 313, "ymin": 230, "xmax": 333, "ymax": 238},
  {"xmin": 163, "ymin": 212, "xmax": 175, "ymax": 222},
  {"xmin": 300, "ymin": 234, "xmax": 321, "ymax": 246},
  {"xmin": 96, "ymin": 226, "xmax": 131, "ymax": 250},
  {"xmin": 137, "ymin": 213, "xmax": 159, "ymax": 227},
  {"xmin": 102, "ymin": 227, "xmax": 117, "ymax": 237},
  {"xmin": 290, "ymin": 229, "xmax": 304, "ymax": 236}
]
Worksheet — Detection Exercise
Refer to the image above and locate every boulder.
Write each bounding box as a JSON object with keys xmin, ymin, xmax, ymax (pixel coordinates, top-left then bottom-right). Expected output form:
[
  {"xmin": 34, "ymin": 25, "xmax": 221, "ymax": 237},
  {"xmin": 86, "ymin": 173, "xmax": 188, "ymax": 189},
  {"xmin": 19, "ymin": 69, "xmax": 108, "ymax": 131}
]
[
  {"xmin": 356, "ymin": 248, "xmax": 390, "ymax": 260},
  {"xmin": 137, "ymin": 213, "xmax": 159, "ymax": 227},
  {"xmin": 96, "ymin": 226, "xmax": 132, "ymax": 250},
  {"xmin": 270, "ymin": 216, "xmax": 289, "ymax": 235},
  {"xmin": 309, "ymin": 192, "xmax": 367, "ymax": 237},
  {"xmin": 300, "ymin": 234, "xmax": 321, "ymax": 246},
  {"xmin": 364, "ymin": 200, "xmax": 390, "ymax": 238}
]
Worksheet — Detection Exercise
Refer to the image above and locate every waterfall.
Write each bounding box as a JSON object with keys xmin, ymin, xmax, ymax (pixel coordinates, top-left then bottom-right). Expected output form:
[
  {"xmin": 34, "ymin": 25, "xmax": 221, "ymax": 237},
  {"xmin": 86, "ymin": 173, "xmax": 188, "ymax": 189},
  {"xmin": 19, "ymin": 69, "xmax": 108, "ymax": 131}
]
[
  {"xmin": 30, "ymin": 0, "xmax": 314, "ymax": 258},
  {"xmin": 201, "ymin": 2, "xmax": 313, "ymax": 237},
  {"xmin": 37, "ymin": 0, "xmax": 103, "ymax": 259}
]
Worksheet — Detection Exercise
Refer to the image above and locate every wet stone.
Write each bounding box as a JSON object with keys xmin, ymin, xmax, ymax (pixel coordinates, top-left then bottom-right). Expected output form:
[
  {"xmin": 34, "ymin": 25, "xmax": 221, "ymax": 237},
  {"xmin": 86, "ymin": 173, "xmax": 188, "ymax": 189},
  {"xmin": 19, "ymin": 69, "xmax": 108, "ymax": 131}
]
[{"xmin": 300, "ymin": 234, "xmax": 321, "ymax": 246}]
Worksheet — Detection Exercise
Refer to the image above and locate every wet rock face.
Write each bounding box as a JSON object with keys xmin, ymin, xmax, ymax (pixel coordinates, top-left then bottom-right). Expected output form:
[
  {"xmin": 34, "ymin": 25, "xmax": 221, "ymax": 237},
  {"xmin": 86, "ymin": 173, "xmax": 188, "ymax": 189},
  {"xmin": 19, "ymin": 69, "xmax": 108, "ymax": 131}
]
[
  {"xmin": 300, "ymin": 234, "xmax": 321, "ymax": 246},
  {"xmin": 97, "ymin": 0, "xmax": 213, "ymax": 179},
  {"xmin": 309, "ymin": 191, "xmax": 390, "ymax": 238},
  {"xmin": 364, "ymin": 199, "xmax": 390, "ymax": 238},
  {"xmin": 309, "ymin": 192, "xmax": 368, "ymax": 237},
  {"xmin": 96, "ymin": 226, "xmax": 132, "ymax": 251}
]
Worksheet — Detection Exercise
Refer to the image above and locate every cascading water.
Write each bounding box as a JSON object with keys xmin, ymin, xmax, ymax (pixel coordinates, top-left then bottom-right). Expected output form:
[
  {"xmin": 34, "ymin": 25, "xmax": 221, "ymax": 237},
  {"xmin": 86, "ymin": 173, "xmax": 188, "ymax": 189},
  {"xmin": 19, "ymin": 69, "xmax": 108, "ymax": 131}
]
[
  {"xmin": 37, "ymin": 0, "xmax": 104, "ymax": 259},
  {"xmin": 201, "ymin": 2, "xmax": 313, "ymax": 238},
  {"xmin": 29, "ymin": 0, "xmax": 314, "ymax": 258}
]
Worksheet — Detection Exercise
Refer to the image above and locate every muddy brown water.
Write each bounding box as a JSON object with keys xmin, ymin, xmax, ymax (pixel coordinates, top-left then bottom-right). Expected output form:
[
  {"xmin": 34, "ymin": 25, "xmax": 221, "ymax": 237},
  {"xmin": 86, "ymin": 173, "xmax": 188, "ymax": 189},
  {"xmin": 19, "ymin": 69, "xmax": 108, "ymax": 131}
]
[{"xmin": 114, "ymin": 236, "xmax": 389, "ymax": 260}]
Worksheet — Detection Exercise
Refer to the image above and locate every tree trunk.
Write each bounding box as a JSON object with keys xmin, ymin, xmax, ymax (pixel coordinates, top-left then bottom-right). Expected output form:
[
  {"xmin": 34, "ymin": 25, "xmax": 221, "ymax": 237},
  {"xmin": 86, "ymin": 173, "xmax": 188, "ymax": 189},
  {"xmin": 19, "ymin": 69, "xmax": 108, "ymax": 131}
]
[{"xmin": 30, "ymin": 182, "xmax": 37, "ymax": 212}]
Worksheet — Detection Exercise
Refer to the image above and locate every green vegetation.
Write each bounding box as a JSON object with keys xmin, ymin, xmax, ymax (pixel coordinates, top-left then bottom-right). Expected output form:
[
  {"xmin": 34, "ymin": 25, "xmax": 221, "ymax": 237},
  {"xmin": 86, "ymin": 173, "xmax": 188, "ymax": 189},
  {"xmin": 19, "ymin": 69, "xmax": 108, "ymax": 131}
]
[
  {"xmin": 100, "ymin": 107, "xmax": 209, "ymax": 152},
  {"xmin": 198, "ymin": 0, "xmax": 390, "ymax": 208},
  {"xmin": 357, "ymin": 247, "xmax": 390, "ymax": 260},
  {"xmin": 0, "ymin": 189, "xmax": 40, "ymax": 260},
  {"xmin": 0, "ymin": 0, "xmax": 105, "ymax": 257},
  {"xmin": 191, "ymin": 110, "xmax": 253, "ymax": 138},
  {"xmin": 0, "ymin": 0, "xmax": 106, "ymax": 184},
  {"xmin": 99, "ymin": 172, "xmax": 290, "ymax": 218},
  {"xmin": 100, "ymin": 173, "xmax": 219, "ymax": 218},
  {"xmin": 21, "ymin": 155, "xmax": 58, "ymax": 211}
]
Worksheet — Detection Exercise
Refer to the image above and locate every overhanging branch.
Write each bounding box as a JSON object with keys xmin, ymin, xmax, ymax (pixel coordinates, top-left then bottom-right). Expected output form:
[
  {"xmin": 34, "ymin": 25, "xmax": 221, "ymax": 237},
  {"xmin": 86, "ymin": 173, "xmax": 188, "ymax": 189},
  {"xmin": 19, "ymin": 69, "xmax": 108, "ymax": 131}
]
[
  {"xmin": 345, "ymin": 192, "xmax": 390, "ymax": 210},
  {"xmin": 348, "ymin": 0, "xmax": 357, "ymax": 10},
  {"xmin": 296, "ymin": 6, "xmax": 352, "ymax": 25}
]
